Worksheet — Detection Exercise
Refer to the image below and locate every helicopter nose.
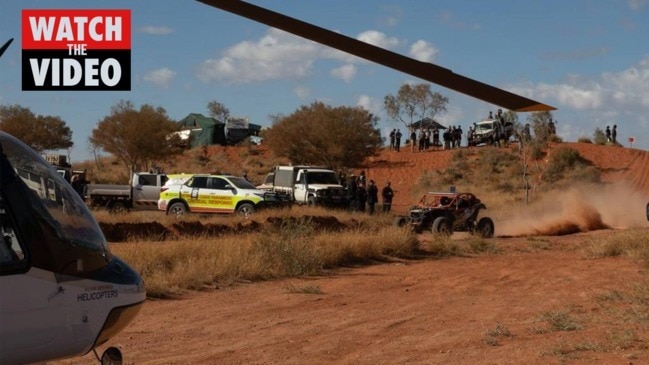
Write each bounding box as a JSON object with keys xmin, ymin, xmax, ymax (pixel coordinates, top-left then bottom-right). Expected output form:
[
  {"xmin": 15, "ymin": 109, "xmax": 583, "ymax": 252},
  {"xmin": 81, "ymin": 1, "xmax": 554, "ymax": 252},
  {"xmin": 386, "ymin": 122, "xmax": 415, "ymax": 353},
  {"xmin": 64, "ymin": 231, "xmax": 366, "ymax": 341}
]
[{"xmin": 90, "ymin": 256, "xmax": 146, "ymax": 348}]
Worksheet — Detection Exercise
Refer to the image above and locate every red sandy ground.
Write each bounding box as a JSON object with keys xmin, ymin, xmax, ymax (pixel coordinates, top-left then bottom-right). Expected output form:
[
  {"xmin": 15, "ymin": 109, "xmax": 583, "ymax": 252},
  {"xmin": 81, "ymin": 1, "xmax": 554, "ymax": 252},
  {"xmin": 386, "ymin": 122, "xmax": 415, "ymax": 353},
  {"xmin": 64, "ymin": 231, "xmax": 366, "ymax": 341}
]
[{"xmin": 52, "ymin": 143, "xmax": 649, "ymax": 365}]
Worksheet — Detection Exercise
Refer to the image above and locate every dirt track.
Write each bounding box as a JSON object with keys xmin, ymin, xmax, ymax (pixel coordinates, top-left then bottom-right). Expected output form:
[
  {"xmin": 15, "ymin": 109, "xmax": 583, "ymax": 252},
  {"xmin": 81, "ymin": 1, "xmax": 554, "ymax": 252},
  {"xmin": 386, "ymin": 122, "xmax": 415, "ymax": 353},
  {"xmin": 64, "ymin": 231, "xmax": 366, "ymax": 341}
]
[
  {"xmin": 53, "ymin": 228, "xmax": 649, "ymax": 365},
  {"xmin": 51, "ymin": 144, "xmax": 649, "ymax": 364}
]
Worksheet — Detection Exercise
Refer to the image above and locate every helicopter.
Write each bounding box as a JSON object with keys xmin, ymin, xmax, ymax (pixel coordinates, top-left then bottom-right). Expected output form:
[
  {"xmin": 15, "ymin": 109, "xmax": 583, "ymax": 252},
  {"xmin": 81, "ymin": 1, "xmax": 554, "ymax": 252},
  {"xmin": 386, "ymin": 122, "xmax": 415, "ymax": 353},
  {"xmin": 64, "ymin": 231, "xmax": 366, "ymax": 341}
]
[{"xmin": 0, "ymin": 129, "xmax": 145, "ymax": 361}]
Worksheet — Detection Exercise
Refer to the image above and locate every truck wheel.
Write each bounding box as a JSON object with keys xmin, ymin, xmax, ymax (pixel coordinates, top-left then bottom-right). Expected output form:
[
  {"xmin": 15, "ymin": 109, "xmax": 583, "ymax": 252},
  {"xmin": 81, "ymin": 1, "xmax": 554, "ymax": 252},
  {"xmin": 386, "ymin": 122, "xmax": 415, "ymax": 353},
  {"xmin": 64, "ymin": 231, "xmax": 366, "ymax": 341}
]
[
  {"xmin": 307, "ymin": 196, "xmax": 316, "ymax": 206},
  {"xmin": 476, "ymin": 217, "xmax": 495, "ymax": 238},
  {"xmin": 236, "ymin": 203, "xmax": 255, "ymax": 217},
  {"xmin": 432, "ymin": 217, "xmax": 452, "ymax": 235},
  {"xmin": 393, "ymin": 216, "xmax": 408, "ymax": 227},
  {"xmin": 168, "ymin": 202, "xmax": 187, "ymax": 216},
  {"xmin": 108, "ymin": 202, "xmax": 128, "ymax": 214}
]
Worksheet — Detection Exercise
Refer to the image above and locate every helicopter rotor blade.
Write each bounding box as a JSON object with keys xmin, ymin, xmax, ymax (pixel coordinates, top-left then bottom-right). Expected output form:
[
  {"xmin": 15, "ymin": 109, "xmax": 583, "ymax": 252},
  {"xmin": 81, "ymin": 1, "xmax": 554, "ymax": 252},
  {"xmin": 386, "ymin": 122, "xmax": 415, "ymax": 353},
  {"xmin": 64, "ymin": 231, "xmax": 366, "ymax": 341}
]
[
  {"xmin": 0, "ymin": 38, "xmax": 14, "ymax": 59},
  {"xmin": 196, "ymin": 0, "xmax": 555, "ymax": 112}
]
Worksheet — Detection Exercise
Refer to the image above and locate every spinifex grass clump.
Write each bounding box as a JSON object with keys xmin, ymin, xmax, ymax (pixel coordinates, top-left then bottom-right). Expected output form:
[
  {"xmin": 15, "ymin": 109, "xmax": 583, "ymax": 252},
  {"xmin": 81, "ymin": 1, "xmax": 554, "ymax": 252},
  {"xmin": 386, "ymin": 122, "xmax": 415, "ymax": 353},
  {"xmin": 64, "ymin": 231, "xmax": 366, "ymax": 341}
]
[{"xmin": 112, "ymin": 221, "xmax": 419, "ymax": 298}]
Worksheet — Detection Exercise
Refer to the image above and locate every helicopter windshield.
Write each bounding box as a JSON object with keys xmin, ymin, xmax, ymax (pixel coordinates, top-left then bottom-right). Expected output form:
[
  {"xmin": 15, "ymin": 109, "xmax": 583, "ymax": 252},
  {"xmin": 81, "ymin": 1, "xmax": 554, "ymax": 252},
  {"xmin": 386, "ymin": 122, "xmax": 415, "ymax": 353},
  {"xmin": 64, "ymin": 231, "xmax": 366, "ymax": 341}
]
[{"xmin": 0, "ymin": 132, "xmax": 110, "ymax": 273}]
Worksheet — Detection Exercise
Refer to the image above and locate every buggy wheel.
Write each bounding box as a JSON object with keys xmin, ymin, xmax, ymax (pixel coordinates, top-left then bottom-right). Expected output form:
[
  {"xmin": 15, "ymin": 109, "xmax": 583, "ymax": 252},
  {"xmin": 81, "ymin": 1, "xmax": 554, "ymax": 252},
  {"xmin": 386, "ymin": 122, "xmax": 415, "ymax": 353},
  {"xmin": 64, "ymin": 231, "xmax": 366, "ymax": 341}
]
[
  {"xmin": 432, "ymin": 217, "xmax": 452, "ymax": 235},
  {"xmin": 393, "ymin": 216, "xmax": 408, "ymax": 227},
  {"xmin": 476, "ymin": 217, "xmax": 495, "ymax": 238},
  {"xmin": 168, "ymin": 202, "xmax": 187, "ymax": 216}
]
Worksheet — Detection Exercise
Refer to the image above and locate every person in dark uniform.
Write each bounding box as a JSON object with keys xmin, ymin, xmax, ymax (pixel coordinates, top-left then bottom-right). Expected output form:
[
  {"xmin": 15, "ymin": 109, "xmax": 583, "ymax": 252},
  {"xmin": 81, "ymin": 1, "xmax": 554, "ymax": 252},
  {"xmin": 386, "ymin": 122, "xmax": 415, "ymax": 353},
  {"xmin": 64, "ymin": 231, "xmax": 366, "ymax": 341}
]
[
  {"xmin": 395, "ymin": 129, "xmax": 402, "ymax": 151},
  {"xmin": 605, "ymin": 126, "xmax": 611, "ymax": 143},
  {"xmin": 366, "ymin": 180, "xmax": 379, "ymax": 215},
  {"xmin": 381, "ymin": 182, "xmax": 394, "ymax": 213},
  {"xmin": 612, "ymin": 125, "xmax": 618, "ymax": 145},
  {"xmin": 346, "ymin": 174, "xmax": 357, "ymax": 210},
  {"xmin": 355, "ymin": 181, "xmax": 367, "ymax": 212}
]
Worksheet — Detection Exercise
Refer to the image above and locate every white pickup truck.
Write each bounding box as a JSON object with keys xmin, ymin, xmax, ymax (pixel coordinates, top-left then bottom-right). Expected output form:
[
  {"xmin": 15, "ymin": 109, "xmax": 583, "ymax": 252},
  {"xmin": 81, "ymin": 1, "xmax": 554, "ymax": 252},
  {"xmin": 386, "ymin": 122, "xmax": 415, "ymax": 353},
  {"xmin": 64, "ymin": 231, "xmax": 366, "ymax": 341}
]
[
  {"xmin": 83, "ymin": 173, "xmax": 168, "ymax": 213},
  {"xmin": 260, "ymin": 165, "xmax": 347, "ymax": 207}
]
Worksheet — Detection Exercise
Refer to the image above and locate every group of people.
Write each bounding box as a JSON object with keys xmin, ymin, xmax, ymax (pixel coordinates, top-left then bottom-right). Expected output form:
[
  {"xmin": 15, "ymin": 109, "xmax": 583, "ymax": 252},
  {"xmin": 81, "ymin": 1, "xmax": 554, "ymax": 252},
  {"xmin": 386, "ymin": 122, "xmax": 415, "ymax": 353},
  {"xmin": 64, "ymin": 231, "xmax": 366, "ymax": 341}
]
[
  {"xmin": 344, "ymin": 170, "xmax": 394, "ymax": 214},
  {"xmin": 605, "ymin": 125, "xmax": 618, "ymax": 145},
  {"xmin": 389, "ymin": 126, "xmax": 468, "ymax": 152}
]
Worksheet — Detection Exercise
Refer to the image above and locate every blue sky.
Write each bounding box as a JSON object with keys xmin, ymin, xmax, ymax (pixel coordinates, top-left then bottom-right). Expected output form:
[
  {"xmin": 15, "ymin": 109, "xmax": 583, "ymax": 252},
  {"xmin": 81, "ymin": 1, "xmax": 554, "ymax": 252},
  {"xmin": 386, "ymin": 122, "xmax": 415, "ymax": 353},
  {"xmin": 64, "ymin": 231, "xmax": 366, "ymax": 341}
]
[{"xmin": 1, "ymin": 0, "xmax": 648, "ymax": 161}]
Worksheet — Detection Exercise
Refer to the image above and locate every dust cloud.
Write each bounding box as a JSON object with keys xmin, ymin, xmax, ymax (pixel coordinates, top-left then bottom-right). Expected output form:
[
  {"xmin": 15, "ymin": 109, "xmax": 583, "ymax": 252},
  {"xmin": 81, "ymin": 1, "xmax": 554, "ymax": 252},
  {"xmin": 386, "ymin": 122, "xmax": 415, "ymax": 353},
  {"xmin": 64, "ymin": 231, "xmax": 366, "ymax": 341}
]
[{"xmin": 495, "ymin": 183, "xmax": 649, "ymax": 237}]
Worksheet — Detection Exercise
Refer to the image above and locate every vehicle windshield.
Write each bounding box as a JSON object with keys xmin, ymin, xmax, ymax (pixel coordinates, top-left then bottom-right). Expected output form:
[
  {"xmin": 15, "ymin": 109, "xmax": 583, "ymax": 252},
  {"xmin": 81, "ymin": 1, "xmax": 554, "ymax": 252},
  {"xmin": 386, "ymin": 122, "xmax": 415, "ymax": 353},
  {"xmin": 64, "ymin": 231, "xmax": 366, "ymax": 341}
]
[
  {"xmin": 306, "ymin": 171, "xmax": 339, "ymax": 184},
  {"xmin": 475, "ymin": 122, "xmax": 494, "ymax": 132},
  {"xmin": 228, "ymin": 176, "xmax": 257, "ymax": 190},
  {"xmin": 0, "ymin": 132, "xmax": 110, "ymax": 270}
]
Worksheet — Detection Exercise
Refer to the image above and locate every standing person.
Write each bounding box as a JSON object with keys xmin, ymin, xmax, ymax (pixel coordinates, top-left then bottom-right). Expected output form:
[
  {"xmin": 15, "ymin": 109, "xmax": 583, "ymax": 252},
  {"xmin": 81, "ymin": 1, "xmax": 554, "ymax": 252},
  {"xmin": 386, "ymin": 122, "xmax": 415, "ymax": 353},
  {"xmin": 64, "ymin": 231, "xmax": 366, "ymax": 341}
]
[
  {"xmin": 433, "ymin": 128, "xmax": 440, "ymax": 150},
  {"xmin": 366, "ymin": 180, "xmax": 379, "ymax": 215},
  {"xmin": 355, "ymin": 181, "xmax": 367, "ymax": 212},
  {"xmin": 443, "ymin": 128, "xmax": 451, "ymax": 150},
  {"xmin": 395, "ymin": 129, "xmax": 402, "ymax": 151},
  {"xmin": 381, "ymin": 181, "xmax": 394, "ymax": 213},
  {"xmin": 358, "ymin": 170, "xmax": 367, "ymax": 187},
  {"xmin": 389, "ymin": 129, "xmax": 396, "ymax": 150},
  {"xmin": 410, "ymin": 128, "xmax": 417, "ymax": 152},
  {"xmin": 456, "ymin": 125, "xmax": 463, "ymax": 148},
  {"xmin": 612, "ymin": 125, "xmax": 618, "ymax": 145},
  {"xmin": 467, "ymin": 125, "xmax": 474, "ymax": 147},
  {"xmin": 346, "ymin": 174, "xmax": 357, "ymax": 211},
  {"xmin": 605, "ymin": 126, "xmax": 611, "ymax": 143},
  {"xmin": 418, "ymin": 130, "xmax": 426, "ymax": 152}
]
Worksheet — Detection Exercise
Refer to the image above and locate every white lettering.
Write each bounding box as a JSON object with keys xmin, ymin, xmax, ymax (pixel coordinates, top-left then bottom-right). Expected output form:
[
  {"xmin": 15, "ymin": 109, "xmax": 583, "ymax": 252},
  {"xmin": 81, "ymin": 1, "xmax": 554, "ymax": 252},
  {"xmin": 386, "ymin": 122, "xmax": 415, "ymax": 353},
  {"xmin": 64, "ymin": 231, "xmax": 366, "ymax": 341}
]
[
  {"xmin": 101, "ymin": 58, "xmax": 121, "ymax": 86},
  {"xmin": 73, "ymin": 17, "xmax": 88, "ymax": 41},
  {"xmin": 29, "ymin": 16, "xmax": 55, "ymax": 41},
  {"xmin": 29, "ymin": 16, "xmax": 123, "ymax": 43},
  {"xmin": 29, "ymin": 58, "xmax": 50, "ymax": 86},
  {"xmin": 85, "ymin": 58, "xmax": 99, "ymax": 86},
  {"xmin": 28, "ymin": 58, "xmax": 123, "ymax": 87},
  {"xmin": 52, "ymin": 58, "xmax": 60, "ymax": 86},
  {"xmin": 63, "ymin": 59, "xmax": 82, "ymax": 86},
  {"xmin": 89, "ymin": 17, "xmax": 102, "ymax": 41},
  {"xmin": 105, "ymin": 17, "xmax": 122, "ymax": 41},
  {"xmin": 55, "ymin": 17, "xmax": 74, "ymax": 41}
]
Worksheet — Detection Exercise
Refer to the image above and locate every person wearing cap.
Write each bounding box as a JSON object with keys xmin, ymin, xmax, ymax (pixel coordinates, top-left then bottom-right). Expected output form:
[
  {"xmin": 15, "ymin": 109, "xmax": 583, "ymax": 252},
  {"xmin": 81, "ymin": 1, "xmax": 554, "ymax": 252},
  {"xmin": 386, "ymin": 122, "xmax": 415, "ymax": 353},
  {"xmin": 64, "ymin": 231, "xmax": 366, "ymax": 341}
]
[
  {"xmin": 382, "ymin": 181, "xmax": 394, "ymax": 213},
  {"xmin": 366, "ymin": 180, "xmax": 379, "ymax": 215}
]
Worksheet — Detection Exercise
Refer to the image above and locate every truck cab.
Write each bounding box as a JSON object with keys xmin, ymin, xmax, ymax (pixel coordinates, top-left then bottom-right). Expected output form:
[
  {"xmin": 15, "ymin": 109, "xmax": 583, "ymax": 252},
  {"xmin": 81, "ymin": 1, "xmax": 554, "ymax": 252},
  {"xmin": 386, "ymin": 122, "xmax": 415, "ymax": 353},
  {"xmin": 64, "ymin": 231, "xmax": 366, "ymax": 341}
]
[{"xmin": 131, "ymin": 173, "xmax": 168, "ymax": 209}]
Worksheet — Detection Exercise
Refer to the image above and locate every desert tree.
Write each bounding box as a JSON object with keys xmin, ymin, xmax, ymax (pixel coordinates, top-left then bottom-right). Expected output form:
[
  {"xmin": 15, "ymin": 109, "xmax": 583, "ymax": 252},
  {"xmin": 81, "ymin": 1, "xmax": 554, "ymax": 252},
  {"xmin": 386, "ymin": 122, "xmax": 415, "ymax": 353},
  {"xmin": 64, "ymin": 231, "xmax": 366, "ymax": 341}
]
[
  {"xmin": 527, "ymin": 111, "xmax": 558, "ymax": 145},
  {"xmin": 383, "ymin": 83, "xmax": 448, "ymax": 130},
  {"xmin": 0, "ymin": 104, "xmax": 73, "ymax": 152},
  {"xmin": 264, "ymin": 102, "xmax": 382, "ymax": 169},
  {"xmin": 207, "ymin": 100, "xmax": 230, "ymax": 122},
  {"xmin": 592, "ymin": 127, "xmax": 607, "ymax": 145},
  {"xmin": 89, "ymin": 100, "xmax": 182, "ymax": 176}
]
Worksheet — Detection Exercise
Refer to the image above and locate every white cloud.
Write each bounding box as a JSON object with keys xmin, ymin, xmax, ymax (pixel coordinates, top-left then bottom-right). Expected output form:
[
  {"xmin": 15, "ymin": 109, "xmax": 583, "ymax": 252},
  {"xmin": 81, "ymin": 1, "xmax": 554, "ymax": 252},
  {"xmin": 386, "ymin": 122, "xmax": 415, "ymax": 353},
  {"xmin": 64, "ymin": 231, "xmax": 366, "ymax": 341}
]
[
  {"xmin": 139, "ymin": 26, "xmax": 173, "ymax": 35},
  {"xmin": 357, "ymin": 94, "xmax": 382, "ymax": 116},
  {"xmin": 506, "ymin": 56, "xmax": 649, "ymax": 143},
  {"xmin": 143, "ymin": 68, "xmax": 176, "ymax": 88},
  {"xmin": 409, "ymin": 40, "xmax": 439, "ymax": 62},
  {"xmin": 197, "ymin": 28, "xmax": 405, "ymax": 84},
  {"xmin": 628, "ymin": 0, "xmax": 649, "ymax": 10},
  {"xmin": 331, "ymin": 64, "xmax": 357, "ymax": 82},
  {"xmin": 197, "ymin": 29, "xmax": 321, "ymax": 83},
  {"xmin": 356, "ymin": 30, "xmax": 400, "ymax": 49},
  {"xmin": 515, "ymin": 56, "xmax": 649, "ymax": 111},
  {"xmin": 294, "ymin": 86, "xmax": 310, "ymax": 99}
]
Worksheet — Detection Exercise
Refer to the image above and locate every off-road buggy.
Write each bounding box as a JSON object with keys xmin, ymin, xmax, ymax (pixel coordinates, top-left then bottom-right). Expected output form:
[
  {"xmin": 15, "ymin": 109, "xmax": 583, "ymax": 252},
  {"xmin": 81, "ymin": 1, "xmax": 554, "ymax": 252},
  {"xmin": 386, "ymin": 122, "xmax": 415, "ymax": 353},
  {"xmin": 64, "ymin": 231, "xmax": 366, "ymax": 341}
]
[{"xmin": 393, "ymin": 192, "xmax": 495, "ymax": 238}]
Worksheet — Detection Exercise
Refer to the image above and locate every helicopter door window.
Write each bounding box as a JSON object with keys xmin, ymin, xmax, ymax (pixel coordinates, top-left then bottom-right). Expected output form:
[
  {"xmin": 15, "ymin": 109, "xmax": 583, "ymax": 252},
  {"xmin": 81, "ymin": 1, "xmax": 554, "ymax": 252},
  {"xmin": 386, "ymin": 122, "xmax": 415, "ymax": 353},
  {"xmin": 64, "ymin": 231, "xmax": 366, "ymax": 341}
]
[{"xmin": 0, "ymin": 194, "xmax": 27, "ymax": 269}]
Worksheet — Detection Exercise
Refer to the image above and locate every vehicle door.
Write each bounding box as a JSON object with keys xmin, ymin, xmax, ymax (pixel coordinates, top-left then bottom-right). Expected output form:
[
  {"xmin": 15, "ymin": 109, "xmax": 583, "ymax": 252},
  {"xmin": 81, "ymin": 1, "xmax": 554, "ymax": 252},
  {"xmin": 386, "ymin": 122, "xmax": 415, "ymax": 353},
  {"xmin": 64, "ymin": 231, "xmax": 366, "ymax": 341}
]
[
  {"xmin": 132, "ymin": 173, "xmax": 162, "ymax": 210},
  {"xmin": 293, "ymin": 171, "xmax": 308, "ymax": 203},
  {"xmin": 203, "ymin": 177, "xmax": 236, "ymax": 213},
  {"xmin": 179, "ymin": 176, "xmax": 209, "ymax": 211}
]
